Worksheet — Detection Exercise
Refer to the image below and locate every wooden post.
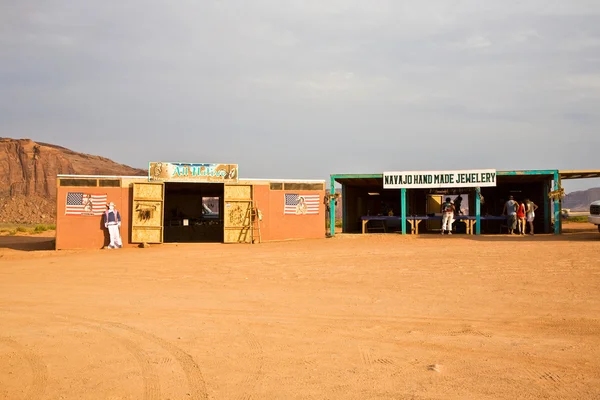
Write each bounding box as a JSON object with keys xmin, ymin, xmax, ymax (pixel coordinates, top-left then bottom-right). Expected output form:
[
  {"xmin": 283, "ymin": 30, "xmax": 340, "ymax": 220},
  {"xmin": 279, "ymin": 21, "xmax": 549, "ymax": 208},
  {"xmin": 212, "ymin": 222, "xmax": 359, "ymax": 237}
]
[
  {"xmin": 554, "ymin": 171, "xmax": 561, "ymax": 235},
  {"xmin": 401, "ymin": 188, "xmax": 407, "ymax": 235},
  {"xmin": 330, "ymin": 176, "xmax": 336, "ymax": 236}
]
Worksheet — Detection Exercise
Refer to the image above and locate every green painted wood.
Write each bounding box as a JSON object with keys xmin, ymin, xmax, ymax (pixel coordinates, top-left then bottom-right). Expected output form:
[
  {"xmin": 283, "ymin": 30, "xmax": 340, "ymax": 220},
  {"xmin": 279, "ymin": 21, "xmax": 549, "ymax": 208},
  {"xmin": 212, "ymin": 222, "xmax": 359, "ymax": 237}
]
[
  {"xmin": 401, "ymin": 188, "xmax": 407, "ymax": 235},
  {"xmin": 554, "ymin": 171, "xmax": 561, "ymax": 235},
  {"xmin": 331, "ymin": 174, "xmax": 382, "ymax": 180},
  {"xmin": 497, "ymin": 170, "xmax": 557, "ymax": 176},
  {"xmin": 330, "ymin": 176, "xmax": 336, "ymax": 236}
]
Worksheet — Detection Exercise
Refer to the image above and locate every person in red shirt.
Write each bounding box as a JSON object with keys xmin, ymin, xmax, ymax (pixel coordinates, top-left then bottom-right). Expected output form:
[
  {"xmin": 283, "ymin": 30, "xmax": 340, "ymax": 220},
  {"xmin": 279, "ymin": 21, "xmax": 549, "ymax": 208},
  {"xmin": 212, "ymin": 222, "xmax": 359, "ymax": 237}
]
[{"xmin": 516, "ymin": 200, "xmax": 526, "ymax": 235}]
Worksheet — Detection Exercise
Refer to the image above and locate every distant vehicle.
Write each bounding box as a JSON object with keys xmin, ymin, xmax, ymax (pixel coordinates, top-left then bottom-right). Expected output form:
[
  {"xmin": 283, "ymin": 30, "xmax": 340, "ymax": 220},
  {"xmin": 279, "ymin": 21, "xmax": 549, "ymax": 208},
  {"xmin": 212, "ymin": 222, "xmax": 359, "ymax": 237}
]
[
  {"xmin": 202, "ymin": 203, "xmax": 219, "ymax": 219},
  {"xmin": 588, "ymin": 201, "xmax": 600, "ymax": 232}
]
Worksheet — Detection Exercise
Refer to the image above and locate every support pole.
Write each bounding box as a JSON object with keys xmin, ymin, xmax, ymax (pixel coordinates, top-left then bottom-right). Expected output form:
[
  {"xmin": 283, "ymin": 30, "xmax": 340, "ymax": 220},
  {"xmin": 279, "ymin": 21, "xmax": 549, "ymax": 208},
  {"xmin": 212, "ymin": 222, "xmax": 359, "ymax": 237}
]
[
  {"xmin": 401, "ymin": 188, "xmax": 407, "ymax": 235},
  {"xmin": 475, "ymin": 187, "xmax": 481, "ymax": 235},
  {"xmin": 554, "ymin": 171, "xmax": 561, "ymax": 235},
  {"xmin": 330, "ymin": 176, "xmax": 336, "ymax": 236}
]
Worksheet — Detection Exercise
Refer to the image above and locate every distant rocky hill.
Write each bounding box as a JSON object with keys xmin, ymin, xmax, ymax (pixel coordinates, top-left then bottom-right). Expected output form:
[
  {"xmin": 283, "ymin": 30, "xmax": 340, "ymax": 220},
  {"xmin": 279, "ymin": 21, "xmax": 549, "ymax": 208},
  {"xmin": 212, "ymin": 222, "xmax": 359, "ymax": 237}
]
[
  {"xmin": 562, "ymin": 187, "xmax": 600, "ymax": 211},
  {"xmin": 1, "ymin": 138, "xmax": 146, "ymax": 224}
]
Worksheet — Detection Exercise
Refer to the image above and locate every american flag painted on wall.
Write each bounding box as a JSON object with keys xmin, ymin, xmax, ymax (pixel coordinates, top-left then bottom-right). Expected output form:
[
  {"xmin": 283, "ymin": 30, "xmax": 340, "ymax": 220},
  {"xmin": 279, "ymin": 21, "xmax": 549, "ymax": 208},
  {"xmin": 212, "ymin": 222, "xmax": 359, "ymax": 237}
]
[
  {"xmin": 65, "ymin": 192, "xmax": 108, "ymax": 216},
  {"xmin": 284, "ymin": 194, "xmax": 320, "ymax": 215}
]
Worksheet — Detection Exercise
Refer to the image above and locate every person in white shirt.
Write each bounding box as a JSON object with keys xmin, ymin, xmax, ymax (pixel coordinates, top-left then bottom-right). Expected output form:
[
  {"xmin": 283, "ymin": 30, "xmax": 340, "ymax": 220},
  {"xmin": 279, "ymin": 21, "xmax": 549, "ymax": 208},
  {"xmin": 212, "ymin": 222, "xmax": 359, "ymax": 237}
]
[
  {"xmin": 440, "ymin": 197, "xmax": 455, "ymax": 235},
  {"xmin": 525, "ymin": 198, "xmax": 539, "ymax": 235}
]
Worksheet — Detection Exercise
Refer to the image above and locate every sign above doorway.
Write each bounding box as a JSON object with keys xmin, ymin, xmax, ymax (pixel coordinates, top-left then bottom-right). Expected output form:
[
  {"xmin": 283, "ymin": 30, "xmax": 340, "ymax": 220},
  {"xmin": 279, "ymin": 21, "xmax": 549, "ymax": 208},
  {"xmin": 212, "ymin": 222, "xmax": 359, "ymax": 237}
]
[
  {"xmin": 148, "ymin": 162, "xmax": 238, "ymax": 183},
  {"xmin": 383, "ymin": 169, "xmax": 496, "ymax": 189}
]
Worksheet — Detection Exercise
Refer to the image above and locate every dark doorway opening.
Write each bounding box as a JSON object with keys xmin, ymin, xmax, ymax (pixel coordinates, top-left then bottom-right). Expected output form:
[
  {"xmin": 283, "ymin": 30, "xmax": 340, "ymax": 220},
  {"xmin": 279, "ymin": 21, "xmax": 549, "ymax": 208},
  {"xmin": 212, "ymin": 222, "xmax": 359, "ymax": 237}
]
[{"xmin": 163, "ymin": 182, "xmax": 224, "ymax": 242}]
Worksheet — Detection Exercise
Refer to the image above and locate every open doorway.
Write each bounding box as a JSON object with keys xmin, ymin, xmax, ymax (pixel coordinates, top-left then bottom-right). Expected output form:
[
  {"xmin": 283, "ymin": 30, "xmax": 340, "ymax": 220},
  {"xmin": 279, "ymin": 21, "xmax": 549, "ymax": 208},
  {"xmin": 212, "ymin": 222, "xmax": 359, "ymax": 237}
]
[
  {"xmin": 424, "ymin": 192, "xmax": 470, "ymax": 233},
  {"xmin": 163, "ymin": 182, "xmax": 224, "ymax": 242}
]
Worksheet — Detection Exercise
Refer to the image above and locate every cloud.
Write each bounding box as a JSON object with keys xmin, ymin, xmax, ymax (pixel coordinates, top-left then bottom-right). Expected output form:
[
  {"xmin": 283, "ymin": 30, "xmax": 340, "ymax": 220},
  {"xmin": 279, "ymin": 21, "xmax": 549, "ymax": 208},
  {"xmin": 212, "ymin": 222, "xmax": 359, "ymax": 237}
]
[
  {"xmin": 0, "ymin": 0, "xmax": 599, "ymax": 191},
  {"xmin": 454, "ymin": 35, "xmax": 493, "ymax": 49}
]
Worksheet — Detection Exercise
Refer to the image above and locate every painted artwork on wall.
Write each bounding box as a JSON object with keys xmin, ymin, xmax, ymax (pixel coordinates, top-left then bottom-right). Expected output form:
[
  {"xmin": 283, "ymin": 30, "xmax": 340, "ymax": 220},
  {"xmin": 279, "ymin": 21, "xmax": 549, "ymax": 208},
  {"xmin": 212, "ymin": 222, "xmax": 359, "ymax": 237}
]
[
  {"xmin": 148, "ymin": 162, "xmax": 238, "ymax": 183},
  {"xmin": 66, "ymin": 192, "xmax": 108, "ymax": 216},
  {"xmin": 284, "ymin": 194, "xmax": 320, "ymax": 215}
]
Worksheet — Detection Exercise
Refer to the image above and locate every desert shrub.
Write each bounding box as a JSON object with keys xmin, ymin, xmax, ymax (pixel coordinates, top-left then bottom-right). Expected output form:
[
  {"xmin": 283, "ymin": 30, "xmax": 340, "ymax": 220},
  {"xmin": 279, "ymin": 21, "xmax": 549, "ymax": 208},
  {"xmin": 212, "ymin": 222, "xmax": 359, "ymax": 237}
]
[
  {"xmin": 16, "ymin": 226, "xmax": 28, "ymax": 233},
  {"xmin": 34, "ymin": 224, "xmax": 48, "ymax": 233},
  {"xmin": 567, "ymin": 216, "xmax": 589, "ymax": 223}
]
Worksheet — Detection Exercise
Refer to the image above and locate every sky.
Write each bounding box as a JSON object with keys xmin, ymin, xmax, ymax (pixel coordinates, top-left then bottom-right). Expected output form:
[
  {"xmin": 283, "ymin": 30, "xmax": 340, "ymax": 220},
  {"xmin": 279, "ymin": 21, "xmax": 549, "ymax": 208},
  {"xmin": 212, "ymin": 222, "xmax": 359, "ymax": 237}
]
[{"xmin": 1, "ymin": 1, "xmax": 599, "ymax": 192}]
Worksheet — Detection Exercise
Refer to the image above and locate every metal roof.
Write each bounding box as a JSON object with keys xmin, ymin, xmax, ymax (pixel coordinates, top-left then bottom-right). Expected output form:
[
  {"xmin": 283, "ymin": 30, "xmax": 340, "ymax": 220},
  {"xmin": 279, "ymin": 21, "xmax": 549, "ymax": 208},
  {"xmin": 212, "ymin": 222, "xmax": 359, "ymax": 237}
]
[{"xmin": 559, "ymin": 170, "xmax": 600, "ymax": 180}]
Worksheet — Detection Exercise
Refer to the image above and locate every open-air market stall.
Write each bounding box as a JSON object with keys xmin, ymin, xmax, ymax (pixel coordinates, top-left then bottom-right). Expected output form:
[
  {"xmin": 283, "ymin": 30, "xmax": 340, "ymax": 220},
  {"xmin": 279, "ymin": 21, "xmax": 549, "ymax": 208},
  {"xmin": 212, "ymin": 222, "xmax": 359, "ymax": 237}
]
[
  {"xmin": 55, "ymin": 162, "xmax": 326, "ymax": 249},
  {"xmin": 329, "ymin": 169, "xmax": 566, "ymax": 236}
]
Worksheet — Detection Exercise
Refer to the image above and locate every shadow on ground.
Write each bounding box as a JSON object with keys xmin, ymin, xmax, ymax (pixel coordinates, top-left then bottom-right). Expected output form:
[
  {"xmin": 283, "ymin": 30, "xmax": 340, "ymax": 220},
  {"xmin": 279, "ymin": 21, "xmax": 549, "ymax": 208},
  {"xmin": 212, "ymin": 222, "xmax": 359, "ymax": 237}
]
[{"xmin": 0, "ymin": 236, "xmax": 56, "ymax": 251}]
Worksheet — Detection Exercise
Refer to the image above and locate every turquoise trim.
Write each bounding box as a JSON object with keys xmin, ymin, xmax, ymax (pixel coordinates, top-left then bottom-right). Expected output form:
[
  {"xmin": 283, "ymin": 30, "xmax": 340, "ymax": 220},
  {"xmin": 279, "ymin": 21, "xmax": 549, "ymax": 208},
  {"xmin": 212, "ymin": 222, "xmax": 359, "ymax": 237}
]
[
  {"xmin": 475, "ymin": 187, "xmax": 481, "ymax": 235},
  {"xmin": 330, "ymin": 176, "xmax": 336, "ymax": 236},
  {"xmin": 497, "ymin": 170, "xmax": 556, "ymax": 176},
  {"xmin": 331, "ymin": 173, "xmax": 383, "ymax": 183},
  {"xmin": 553, "ymin": 171, "xmax": 560, "ymax": 235},
  {"xmin": 401, "ymin": 188, "xmax": 407, "ymax": 235}
]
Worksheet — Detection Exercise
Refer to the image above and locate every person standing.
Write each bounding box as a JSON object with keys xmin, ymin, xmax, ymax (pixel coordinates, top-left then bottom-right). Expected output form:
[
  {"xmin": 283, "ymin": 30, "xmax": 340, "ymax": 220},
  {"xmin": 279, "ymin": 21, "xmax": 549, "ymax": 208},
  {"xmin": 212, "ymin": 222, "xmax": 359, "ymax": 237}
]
[
  {"xmin": 104, "ymin": 202, "xmax": 122, "ymax": 249},
  {"xmin": 454, "ymin": 195, "xmax": 463, "ymax": 215},
  {"xmin": 516, "ymin": 200, "xmax": 527, "ymax": 235},
  {"xmin": 502, "ymin": 195, "xmax": 518, "ymax": 234},
  {"xmin": 525, "ymin": 198, "xmax": 539, "ymax": 235},
  {"xmin": 441, "ymin": 197, "xmax": 455, "ymax": 235}
]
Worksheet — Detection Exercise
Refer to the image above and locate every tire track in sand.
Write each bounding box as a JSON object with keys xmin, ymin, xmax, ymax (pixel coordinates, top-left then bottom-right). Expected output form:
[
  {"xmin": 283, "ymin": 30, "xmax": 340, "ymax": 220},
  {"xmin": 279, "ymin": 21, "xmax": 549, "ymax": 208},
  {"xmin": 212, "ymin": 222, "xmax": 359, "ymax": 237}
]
[
  {"xmin": 0, "ymin": 336, "xmax": 48, "ymax": 400},
  {"xmin": 234, "ymin": 332, "xmax": 264, "ymax": 400},
  {"xmin": 75, "ymin": 321, "xmax": 161, "ymax": 400},
  {"xmin": 80, "ymin": 317, "xmax": 209, "ymax": 400},
  {"xmin": 1, "ymin": 309, "xmax": 209, "ymax": 400}
]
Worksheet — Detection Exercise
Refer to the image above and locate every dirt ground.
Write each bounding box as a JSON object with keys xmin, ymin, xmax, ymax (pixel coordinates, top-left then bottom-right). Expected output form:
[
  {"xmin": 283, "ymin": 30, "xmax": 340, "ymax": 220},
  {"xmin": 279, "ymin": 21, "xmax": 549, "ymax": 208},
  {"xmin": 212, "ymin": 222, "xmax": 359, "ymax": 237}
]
[{"xmin": 1, "ymin": 223, "xmax": 600, "ymax": 399}]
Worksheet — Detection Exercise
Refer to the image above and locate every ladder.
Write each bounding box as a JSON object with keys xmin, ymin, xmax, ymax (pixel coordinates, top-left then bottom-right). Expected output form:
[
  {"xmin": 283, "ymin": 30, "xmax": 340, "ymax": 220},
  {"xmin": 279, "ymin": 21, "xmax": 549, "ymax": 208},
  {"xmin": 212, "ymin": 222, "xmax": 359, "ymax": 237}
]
[
  {"xmin": 250, "ymin": 205, "xmax": 262, "ymax": 244},
  {"xmin": 248, "ymin": 185, "xmax": 261, "ymax": 244}
]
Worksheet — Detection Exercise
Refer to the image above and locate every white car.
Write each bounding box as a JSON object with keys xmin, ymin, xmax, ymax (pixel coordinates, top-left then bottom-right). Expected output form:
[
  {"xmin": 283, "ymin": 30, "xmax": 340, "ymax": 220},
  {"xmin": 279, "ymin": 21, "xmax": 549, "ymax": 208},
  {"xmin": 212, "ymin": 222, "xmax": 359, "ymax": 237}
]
[{"xmin": 589, "ymin": 200, "xmax": 600, "ymax": 232}]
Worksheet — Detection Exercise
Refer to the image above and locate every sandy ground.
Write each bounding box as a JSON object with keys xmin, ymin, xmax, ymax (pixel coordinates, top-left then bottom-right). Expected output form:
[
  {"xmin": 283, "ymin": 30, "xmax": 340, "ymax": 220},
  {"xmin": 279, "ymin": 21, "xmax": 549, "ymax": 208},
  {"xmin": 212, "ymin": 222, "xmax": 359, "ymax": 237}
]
[{"xmin": 1, "ymin": 224, "xmax": 600, "ymax": 399}]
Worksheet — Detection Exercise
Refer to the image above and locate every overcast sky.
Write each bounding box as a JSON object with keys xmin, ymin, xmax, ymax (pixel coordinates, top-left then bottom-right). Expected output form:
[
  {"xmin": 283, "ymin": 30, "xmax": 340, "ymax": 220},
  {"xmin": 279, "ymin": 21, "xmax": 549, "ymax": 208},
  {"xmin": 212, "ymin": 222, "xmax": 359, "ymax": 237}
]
[{"xmin": 2, "ymin": 1, "xmax": 599, "ymax": 191}]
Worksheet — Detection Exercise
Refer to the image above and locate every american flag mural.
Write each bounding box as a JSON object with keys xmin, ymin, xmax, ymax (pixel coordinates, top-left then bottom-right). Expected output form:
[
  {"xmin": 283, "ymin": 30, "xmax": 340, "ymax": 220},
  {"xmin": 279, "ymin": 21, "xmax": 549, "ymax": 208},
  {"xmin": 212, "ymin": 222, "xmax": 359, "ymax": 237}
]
[
  {"xmin": 65, "ymin": 192, "xmax": 108, "ymax": 216},
  {"xmin": 284, "ymin": 194, "xmax": 320, "ymax": 215}
]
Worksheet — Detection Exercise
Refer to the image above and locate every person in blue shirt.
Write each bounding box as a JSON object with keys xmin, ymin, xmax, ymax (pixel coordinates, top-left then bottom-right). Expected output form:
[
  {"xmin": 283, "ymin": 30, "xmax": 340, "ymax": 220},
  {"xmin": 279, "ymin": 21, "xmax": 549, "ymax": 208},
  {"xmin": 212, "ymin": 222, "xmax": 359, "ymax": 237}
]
[{"xmin": 103, "ymin": 202, "xmax": 122, "ymax": 249}]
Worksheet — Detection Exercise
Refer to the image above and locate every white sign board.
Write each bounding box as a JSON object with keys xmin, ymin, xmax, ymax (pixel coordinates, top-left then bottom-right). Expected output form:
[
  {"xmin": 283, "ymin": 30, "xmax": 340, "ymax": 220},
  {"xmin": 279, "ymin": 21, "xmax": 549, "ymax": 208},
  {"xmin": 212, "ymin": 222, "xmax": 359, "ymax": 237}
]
[{"xmin": 383, "ymin": 169, "xmax": 497, "ymax": 189}]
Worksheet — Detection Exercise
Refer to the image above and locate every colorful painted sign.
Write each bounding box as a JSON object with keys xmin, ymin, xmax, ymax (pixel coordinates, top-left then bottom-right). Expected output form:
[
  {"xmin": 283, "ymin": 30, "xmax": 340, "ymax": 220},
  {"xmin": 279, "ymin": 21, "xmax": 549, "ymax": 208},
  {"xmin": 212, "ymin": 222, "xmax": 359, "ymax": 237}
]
[
  {"xmin": 383, "ymin": 169, "xmax": 497, "ymax": 189},
  {"xmin": 149, "ymin": 162, "xmax": 238, "ymax": 183},
  {"xmin": 66, "ymin": 192, "xmax": 108, "ymax": 215},
  {"xmin": 284, "ymin": 194, "xmax": 320, "ymax": 215}
]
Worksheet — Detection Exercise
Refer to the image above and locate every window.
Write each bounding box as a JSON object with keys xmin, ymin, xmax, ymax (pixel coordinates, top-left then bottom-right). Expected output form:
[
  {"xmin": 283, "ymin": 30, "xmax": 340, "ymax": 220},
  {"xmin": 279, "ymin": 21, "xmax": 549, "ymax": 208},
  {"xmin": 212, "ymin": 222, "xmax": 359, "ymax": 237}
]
[
  {"xmin": 59, "ymin": 179, "xmax": 98, "ymax": 187},
  {"xmin": 269, "ymin": 182, "xmax": 283, "ymax": 190},
  {"xmin": 283, "ymin": 182, "xmax": 324, "ymax": 191},
  {"xmin": 99, "ymin": 180, "xmax": 121, "ymax": 187}
]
